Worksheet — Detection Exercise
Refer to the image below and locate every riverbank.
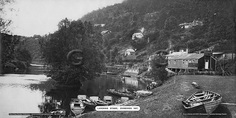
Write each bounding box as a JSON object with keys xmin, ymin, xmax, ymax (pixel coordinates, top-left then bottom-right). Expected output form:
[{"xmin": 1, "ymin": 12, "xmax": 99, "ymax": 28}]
[{"xmin": 79, "ymin": 75, "xmax": 236, "ymax": 118}]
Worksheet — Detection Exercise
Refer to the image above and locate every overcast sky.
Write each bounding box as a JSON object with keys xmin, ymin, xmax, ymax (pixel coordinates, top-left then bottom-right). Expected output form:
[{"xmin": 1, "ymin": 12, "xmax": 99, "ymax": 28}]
[{"xmin": 4, "ymin": 0, "xmax": 124, "ymax": 36}]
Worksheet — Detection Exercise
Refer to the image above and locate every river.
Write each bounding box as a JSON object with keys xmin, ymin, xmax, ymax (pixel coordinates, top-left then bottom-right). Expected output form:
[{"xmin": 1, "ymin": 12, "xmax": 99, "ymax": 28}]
[
  {"xmin": 0, "ymin": 74, "xmax": 48, "ymax": 118},
  {"xmin": 0, "ymin": 64, "xmax": 150, "ymax": 118}
]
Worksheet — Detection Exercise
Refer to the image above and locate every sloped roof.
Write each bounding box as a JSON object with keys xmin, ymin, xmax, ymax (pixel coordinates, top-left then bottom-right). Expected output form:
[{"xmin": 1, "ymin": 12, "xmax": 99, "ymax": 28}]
[
  {"xmin": 132, "ymin": 33, "xmax": 144, "ymax": 40},
  {"xmin": 126, "ymin": 49, "xmax": 135, "ymax": 52},
  {"xmin": 167, "ymin": 53, "xmax": 204, "ymax": 60},
  {"xmin": 213, "ymin": 52, "xmax": 224, "ymax": 55}
]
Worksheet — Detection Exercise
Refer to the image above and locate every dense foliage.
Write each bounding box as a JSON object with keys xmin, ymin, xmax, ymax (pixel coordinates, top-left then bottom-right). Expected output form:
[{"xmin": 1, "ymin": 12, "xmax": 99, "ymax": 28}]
[
  {"xmin": 81, "ymin": 0, "xmax": 235, "ymax": 54},
  {"xmin": 80, "ymin": 0, "xmax": 235, "ymax": 79},
  {"xmin": 40, "ymin": 18, "xmax": 106, "ymax": 86},
  {"xmin": 1, "ymin": 33, "xmax": 32, "ymax": 73},
  {"xmin": 18, "ymin": 35, "xmax": 44, "ymax": 64}
]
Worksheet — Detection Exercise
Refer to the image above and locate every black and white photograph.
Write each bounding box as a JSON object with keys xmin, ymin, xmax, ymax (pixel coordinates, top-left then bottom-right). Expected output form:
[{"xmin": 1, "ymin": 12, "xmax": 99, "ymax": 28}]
[{"xmin": 0, "ymin": 0, "xmax": 236, "ymax": 118}]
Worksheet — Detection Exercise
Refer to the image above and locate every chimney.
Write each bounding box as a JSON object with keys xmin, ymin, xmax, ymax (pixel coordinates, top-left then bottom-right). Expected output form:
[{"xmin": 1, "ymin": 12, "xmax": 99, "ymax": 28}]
[{"xmin": 186, "ymin": 48, "xmax": 189, "ymax": 53}]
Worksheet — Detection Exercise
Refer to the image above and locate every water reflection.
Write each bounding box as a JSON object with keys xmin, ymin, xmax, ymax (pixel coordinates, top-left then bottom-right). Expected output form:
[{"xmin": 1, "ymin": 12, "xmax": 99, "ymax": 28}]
[
  {"xmin": 0, "ymin": 74, "xmax": 52, "ymax": 118},
  {"xmin": 0, "ymin": 66, "xmax": 149, "ymax": 118},
  {"xmin": 42, "ymin": 75, "xmax": 149, "ymax": 116}
]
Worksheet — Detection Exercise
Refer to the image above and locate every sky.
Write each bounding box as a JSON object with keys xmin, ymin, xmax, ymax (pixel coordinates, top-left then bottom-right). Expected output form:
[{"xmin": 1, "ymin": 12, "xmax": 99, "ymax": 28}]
[{"xmin": 3, "ymin": 0, "xmax": 124, "ymax": 36}]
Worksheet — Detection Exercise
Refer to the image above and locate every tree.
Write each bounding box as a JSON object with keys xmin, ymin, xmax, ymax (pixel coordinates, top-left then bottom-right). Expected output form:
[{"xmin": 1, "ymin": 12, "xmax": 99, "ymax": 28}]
[
  {"xmin": 150, "ymin": 55, "xmax": 168, "ymax": 82},
  {"xmin": 164, "ymin": 16, "xmax": 178, "ymax": 31},
  {"xmin": 111, "ymin": 47, "xmax": 119, "ymax": 62},
  {"xmin": 1, "ymin": 0, "xmax": 13, "ymax": 74},
  {"xmin": 40, "ymin": 19, "xmax": 105, "ymax": 86},
  {"xmin": 0, "ymin": 0, "xmax": 14, "ymax": 33}
]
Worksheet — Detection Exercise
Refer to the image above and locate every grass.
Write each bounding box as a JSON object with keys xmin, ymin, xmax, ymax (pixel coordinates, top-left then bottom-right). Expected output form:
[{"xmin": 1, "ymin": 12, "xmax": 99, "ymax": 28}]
[{"xmin": 79, "ymin": 75, "xmax": 236, "ymax": 118}]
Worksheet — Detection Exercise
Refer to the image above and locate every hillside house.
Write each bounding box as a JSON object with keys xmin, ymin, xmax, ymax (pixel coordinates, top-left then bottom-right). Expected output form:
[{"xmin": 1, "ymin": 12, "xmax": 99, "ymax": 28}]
[
  {"xmin": 132, "ymin": 33, "xmax": 144, "ymax": 40},
  {"xmin": 179, "ymin": 20, "xmax": 203, "ymax": 29},
  {"xmin": 101, "ymin": 30, "xmax": 111, "ymax": 35},
  {"xmin": 119, "ymin": 48, "xmax": 142, "ymax": 67},
  {"xmin": 166, "ymin": 50, "xmax": 216, "ymax": 72},
  {"xmin": 94, "ymin": 24, "xmax": 105, "ymax": 27},
  {"xmin": 121, "ymin": 48, "xmax": 137, "ymax": 62}
]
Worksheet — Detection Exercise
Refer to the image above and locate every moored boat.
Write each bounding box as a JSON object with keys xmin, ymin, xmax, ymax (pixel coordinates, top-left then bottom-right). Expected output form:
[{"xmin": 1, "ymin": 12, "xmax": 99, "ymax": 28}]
[
  {"xmin": 89, "ymin": 96, "xmax": 108, "ymax": 106},
  {"xmin": 182, "ymin": 90, "xmax": 222, "ymax": 114},
  {"xmin": 103, "ymin": 96, "xmax": 113, "ymax": 105},
  {"xmin": 107, "ymin": 89, "xmax": 136, "ymax": 99},
  {"xmin": 70, "ymin": 98, "xmax": 85, "ymax": 116},
  {"xmin": 77, "ymin": 95, "xmax": 97, "ymax": 110},
  {"xmin": 50, "ymin": 109, "xmax": 66, "ymax": 115},
  {"xmin": 77, "ymin": 95, "xmax": 87, "ymax": 100},
  {"xmin": 135, "ymin": 90, "xmax": 153, "ymax": 97},
  {"xmin": 82, "ymin": 99, "xmax": 97, "ymax": 110}
]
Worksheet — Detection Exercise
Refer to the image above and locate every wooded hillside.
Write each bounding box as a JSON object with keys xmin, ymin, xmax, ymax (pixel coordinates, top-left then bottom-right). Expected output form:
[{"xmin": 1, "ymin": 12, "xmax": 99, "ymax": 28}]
[{"xmin": 80, "ymin": 0, "xmax": 235, "ymax": 56}]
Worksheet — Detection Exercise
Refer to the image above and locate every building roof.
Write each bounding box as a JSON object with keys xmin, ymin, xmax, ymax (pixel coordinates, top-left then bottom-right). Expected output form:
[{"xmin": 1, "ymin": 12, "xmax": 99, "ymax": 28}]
[
  {"xmin": 213, "ymin": 52, "xmax": 224, "ymax": 55},
  {"xmin": 132, "ymin": 33, "xmax": 144, "ymax": 40},
  {"xmin": 126, "ymin": 49, "xmax": 135, "ymax": 52},
  {"xmin": 167, "ymin": 53, "xmax": 204, "ymax": 60}
]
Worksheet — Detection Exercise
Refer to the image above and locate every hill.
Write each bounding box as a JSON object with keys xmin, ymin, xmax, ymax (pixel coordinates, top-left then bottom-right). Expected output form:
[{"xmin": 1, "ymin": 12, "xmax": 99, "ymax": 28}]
[{"xmin": 80, "ymin": 0, "xmax": 235, "ymax": 58}]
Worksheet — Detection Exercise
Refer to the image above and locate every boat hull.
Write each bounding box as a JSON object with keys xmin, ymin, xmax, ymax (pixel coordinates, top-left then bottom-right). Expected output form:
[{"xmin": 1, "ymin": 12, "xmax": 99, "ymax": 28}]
[
  {"xmin": 107, "ymin": 89, "xmax": 135, "ymax": 99},
  {"xmin": 71, "ymin": 108, "xmax": 84, "ymax": 116},
  {"xmin": 182, "ymin": 90, "xmax": 222, "ymax": 114},
  {"xmin": 95, "ymin": 100, "xmax": 109, "ymax": 106},
  {"xmin": 70, "ymin": 99, "xmax": 85, "ymax": 116},
  {"xmin": 204, "ymin": 97, "xmax": 222, "ymax": 114},
  {"xmin": 135, "ymin": 90, "xmax": 153, "ymax": 97},
  {"xmin": 83, "ymin": 101, "xmax": 96, "ymax": 110}
]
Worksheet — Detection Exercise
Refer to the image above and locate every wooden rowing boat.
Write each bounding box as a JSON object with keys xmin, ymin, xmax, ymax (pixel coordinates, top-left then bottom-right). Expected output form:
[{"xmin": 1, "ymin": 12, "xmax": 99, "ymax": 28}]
[
  {"xmin": 70, "ymin": 98, "xmax": 85, "ymax": 116},
  {"xmin": 135, "ymin": 90, "xmax": 153, "ymax": 97},
  {"xmin": 89, "ymin": 96, "xmax": 109, "ymax": 106},
  {"xmin": 107, "ymin": 89, "xmax": 136, "ymax": 99},
  {"xmin": 77, "ymin": 95, "xmax": 97, "ymax": 110},
  {"xmin": 82, "ymin": 99, "xmax": 97, "ymax": 110},
  {"xmin": 182, "ymin": 90, "xmax": 222, "ymax": 114},
  {"xmin": 103, "ymin": 96, "xmax": 113, "ymax": 105}
]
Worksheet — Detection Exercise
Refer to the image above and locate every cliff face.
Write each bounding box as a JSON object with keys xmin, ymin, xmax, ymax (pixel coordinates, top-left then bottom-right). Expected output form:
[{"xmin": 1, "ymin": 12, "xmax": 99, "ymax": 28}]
[{"xmin": 80, "ymin": 0, "xmax": 235, "ymax": 59}]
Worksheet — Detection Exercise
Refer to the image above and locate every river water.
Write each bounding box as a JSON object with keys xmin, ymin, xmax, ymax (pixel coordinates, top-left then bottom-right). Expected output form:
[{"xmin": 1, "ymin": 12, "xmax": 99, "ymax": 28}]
[
  {"xmin": 0, "ymin": 74, "xmax": 48, "ymax": 118},
  {"xmin": 0, "ymin": 64, "xmax": 149, "ymax": 118}
]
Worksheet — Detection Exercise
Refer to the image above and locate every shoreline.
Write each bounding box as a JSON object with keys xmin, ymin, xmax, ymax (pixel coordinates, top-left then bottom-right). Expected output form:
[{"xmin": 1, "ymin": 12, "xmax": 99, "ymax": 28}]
[{"xmin": 79, "ymin": 75, "xmax": 236, "ymax": 118}]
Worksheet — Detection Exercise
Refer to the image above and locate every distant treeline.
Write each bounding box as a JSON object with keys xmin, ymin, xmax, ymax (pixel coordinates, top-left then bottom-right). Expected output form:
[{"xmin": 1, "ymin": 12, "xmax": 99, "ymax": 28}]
[{"xmin": 1, "ymin": 33, "xmax": 32, "ymax": 73}]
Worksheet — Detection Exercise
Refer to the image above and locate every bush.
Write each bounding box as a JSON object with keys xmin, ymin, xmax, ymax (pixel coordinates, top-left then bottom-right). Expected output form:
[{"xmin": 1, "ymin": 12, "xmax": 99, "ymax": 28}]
[
  {"xmin": 150, "ymin": 56, "xmax": 168, "ymax": 82},
  {"xmin": 40, "ymin": 19, "xmax": 106, "ymax": 86}
]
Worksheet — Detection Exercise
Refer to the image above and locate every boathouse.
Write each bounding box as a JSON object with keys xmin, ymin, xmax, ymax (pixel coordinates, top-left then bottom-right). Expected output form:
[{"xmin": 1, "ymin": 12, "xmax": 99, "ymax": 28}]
[{"xmin": 166, "ymin": 52, "xmax": 216, "ymax": 72}]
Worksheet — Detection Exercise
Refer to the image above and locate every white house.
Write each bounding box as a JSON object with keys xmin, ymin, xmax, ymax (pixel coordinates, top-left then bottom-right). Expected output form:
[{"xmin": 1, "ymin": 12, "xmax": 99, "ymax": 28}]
[
  {"xmin": 101, "ymin": 30, "xmax": 111, "ymax": 35},
  {"xmin": 124, "ymin": 48, "xmax": 135, "ymax": 56},
  {"xmin": 179, "ymin": 20, "xmax": 203, "ymax": 29},
  {"xmin": 132, "ymin": 33, "xmax": 144, "ymax": 40}
]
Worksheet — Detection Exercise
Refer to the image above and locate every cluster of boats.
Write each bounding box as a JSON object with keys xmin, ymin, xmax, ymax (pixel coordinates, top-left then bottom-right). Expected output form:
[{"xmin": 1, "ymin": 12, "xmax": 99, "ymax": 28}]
[
  {"xmin": 70, "ymin": 95, "xmax": 113, "ymax": 116},
  {"xmin": 70, "ymin": 89, "xmax": 154, "ymax": 116}
]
